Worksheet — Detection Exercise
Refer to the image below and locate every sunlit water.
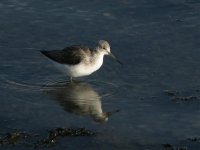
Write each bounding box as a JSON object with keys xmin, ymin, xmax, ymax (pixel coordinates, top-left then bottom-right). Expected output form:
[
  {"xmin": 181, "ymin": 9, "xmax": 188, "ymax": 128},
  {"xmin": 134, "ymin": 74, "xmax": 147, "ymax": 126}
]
[{"xmin": 0, "ymin": 0, "xmax": 200, "ymax": 149}]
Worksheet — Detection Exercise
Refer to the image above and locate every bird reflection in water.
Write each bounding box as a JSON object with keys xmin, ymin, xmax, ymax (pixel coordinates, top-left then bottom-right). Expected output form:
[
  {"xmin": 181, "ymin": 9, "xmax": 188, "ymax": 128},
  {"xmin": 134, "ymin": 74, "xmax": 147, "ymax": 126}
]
[{"xmin": 44, "ymin": 81, "xmax": 115, "ymax": 123}]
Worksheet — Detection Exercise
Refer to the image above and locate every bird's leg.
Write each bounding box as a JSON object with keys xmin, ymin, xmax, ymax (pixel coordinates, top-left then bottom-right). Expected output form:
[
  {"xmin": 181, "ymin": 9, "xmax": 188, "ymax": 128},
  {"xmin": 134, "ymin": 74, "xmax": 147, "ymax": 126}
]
[{"xmin": 69, "ymin": 77, "xmax": 73, "ymax": 83}]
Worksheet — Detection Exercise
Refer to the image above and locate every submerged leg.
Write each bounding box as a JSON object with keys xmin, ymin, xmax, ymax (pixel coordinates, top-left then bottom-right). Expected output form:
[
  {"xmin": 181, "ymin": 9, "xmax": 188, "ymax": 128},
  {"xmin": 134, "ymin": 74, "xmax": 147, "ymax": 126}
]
[{"xmin": 70, "ymin": 77, "xmax": 73, "ymax": 82}]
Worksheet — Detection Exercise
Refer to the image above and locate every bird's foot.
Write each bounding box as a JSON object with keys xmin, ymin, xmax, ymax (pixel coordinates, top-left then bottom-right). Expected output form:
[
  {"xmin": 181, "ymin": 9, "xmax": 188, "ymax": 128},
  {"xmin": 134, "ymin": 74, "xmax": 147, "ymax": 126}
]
[{"xmin": 69, "ymin": 77, "xmax": 73, "ymax": 83}]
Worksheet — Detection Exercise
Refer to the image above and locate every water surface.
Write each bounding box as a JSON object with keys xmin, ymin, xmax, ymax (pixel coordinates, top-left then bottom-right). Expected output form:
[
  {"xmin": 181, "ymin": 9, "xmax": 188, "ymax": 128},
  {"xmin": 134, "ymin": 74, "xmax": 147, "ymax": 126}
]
[{"xmin": 0, "ymin": 0, "xmax": 200, "ymax": 149}]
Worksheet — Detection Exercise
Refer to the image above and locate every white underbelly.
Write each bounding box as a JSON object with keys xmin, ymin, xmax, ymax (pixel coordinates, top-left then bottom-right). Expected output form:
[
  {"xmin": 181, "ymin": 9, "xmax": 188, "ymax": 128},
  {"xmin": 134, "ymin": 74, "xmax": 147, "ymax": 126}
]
[{"xmin": 52, "ymin": 59, "xmax": 103, "ymax": 77}]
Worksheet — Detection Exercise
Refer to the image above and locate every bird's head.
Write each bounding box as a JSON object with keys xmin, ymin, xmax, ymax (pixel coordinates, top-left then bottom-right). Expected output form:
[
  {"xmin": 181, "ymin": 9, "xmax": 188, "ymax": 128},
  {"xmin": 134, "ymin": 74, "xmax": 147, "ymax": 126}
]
[
  {"xmin": 97, "ymin": 40, "xmax": 122, "ymax": 65},
  {"xmin": 97, "ymin": 40, "xmax": 111, "ymax": 55}
]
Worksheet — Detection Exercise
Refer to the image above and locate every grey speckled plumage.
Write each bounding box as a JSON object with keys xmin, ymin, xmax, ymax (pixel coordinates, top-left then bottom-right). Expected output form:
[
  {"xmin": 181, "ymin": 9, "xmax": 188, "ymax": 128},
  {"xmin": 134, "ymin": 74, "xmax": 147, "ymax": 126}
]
[
  {"xmin": 41, "ymin": 45, "xmax": 94, "ymax": 65},
  {"xmin": 40, "ymin": 40, "xmax": 121, "ymax": 82}
]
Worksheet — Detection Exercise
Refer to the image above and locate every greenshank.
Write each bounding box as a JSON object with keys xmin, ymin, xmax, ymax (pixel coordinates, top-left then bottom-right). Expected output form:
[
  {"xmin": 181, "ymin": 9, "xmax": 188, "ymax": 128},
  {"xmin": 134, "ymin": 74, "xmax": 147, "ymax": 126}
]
[{"xmin": 41, "ymin": 40, "xmax": 122, "ymax": 82}]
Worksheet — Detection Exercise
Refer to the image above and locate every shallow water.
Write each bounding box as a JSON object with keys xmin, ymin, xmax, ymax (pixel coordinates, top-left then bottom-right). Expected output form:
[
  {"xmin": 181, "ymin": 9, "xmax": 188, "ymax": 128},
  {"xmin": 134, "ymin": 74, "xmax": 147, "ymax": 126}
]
[{"xmin": 0, "ymin": 0, "xmax": 200, "ymax": 149}]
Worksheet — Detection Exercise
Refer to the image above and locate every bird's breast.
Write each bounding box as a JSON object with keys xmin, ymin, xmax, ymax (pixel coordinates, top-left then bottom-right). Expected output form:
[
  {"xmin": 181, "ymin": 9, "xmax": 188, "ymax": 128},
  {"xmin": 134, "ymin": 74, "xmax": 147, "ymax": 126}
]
[{"xmin": 88, "ymin": 54, "xmax": 104, "ymax": 72}]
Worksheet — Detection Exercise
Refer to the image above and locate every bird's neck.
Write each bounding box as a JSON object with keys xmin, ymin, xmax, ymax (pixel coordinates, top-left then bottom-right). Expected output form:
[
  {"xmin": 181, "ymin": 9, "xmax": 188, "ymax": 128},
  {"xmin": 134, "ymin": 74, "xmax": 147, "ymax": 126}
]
[
  {"xmin": 89, "ymin": 49, "xmax": 104, "ymax": 67},
  {"xmin": 95, "ymin": 47, "xmax": 106, "ymax": 56},
  {"xmin": 92, "ymin": 48, "xmax": 105, "ymax": 60}
]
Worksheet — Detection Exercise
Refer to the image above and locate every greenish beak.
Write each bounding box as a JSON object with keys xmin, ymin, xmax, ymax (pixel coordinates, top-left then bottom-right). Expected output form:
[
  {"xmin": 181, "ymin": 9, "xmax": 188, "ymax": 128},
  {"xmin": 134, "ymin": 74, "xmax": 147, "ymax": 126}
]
[{"xmin": 109, "ymin": 52, "xmax": 123, "ymax": 65}]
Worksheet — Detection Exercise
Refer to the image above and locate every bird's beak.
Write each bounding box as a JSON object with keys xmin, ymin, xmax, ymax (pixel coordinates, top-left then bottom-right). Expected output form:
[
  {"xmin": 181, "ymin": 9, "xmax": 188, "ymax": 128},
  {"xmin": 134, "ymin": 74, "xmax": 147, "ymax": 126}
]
[{"xmin": 108, "ymin": 52, "xmax": 123, "ymax": 65}]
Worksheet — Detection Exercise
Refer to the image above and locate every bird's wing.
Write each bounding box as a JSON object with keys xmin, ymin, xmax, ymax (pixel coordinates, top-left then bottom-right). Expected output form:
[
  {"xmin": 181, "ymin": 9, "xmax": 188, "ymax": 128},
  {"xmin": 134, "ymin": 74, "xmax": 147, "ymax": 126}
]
[{"xmin": 41, "ymin": 46, "xmax": 86, "ymax": 65}]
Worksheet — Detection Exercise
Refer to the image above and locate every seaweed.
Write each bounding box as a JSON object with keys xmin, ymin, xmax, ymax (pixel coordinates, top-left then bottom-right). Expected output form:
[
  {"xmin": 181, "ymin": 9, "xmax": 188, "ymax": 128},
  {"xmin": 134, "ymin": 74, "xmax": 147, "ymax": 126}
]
[
  {"xmin": 163, "ymin": 143, "xmax": 187, "ymax": 150},
  {"xmin": 164, "ymin": 90, "xmax": 199, "ymax": 101},
  {"xmin": 0, "ymin": 127, "xmax": 96, "ymax": 149},
  {"xmin": 37, "ymin": 127, "xmax": 96, "ymax": 147}
]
